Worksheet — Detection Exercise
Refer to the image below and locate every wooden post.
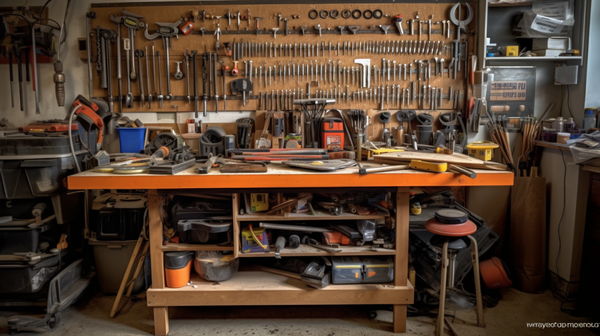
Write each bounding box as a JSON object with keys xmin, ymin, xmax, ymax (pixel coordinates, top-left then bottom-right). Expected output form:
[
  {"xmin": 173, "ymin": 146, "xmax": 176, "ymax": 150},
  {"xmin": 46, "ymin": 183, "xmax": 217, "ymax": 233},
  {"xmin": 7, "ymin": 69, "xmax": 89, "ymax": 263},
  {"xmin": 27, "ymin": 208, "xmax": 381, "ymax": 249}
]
[
  {"xmin": 393, "ymin": 188, "xmax": 410, "ymax": 333},
  {"xmin": 147, "ymin": 190, "xmax": 169, "ymax": 335}
]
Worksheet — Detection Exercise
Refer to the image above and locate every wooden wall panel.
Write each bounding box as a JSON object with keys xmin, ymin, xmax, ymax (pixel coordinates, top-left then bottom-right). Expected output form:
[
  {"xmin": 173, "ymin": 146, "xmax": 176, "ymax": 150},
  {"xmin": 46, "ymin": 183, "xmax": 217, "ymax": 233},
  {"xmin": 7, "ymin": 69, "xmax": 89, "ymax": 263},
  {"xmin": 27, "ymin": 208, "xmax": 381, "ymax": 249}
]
[{"xmin": 90, "ymin": 2, "xmax": 475, "ymax": 119}]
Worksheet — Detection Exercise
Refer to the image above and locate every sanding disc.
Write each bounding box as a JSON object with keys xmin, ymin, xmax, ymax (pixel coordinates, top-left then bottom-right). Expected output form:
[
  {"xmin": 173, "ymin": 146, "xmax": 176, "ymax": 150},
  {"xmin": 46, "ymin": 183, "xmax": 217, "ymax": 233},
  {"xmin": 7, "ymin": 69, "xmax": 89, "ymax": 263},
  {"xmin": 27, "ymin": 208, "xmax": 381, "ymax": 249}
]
[
  {"xmin": 434, "ymin": 209, "xmax": 468, "ymax": 224},
  {"xmin": 425, "ymin": 218, "xmax": 477, "ymax": 237}
]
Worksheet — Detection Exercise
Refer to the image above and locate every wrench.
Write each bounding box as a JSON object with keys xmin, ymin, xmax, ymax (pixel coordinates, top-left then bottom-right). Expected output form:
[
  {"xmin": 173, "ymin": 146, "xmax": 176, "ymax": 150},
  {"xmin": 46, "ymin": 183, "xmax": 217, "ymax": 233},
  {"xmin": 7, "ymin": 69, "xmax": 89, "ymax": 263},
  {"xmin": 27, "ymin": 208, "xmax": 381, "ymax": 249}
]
[
  {"xmin": 123, "ymin": 38, "xmax": 133, "ymax": 108},
  {"xmin": 121, "ymin": 9, "xmax": 144, "ymax": 81},
  {"xmin": 191, "ymin": 50, "xmax": 198, "ymax": 117},
  {"xmin": 145, "ymin": 46, "xmax": 152, "ymax": 109},
  {"xmin": 135, "ymin": 49, "xmax": 145, "ymax": 107},
  {"xmin": 174, "ymin": 61, "xmax": 184, "ymax": 80},
  {"xmin": 185, "ymin": 51, "xmax": 191, "ymax": 103},
  {"xmin": 157, "ymin": 50, "xmax": 164, "ymax": 107}
]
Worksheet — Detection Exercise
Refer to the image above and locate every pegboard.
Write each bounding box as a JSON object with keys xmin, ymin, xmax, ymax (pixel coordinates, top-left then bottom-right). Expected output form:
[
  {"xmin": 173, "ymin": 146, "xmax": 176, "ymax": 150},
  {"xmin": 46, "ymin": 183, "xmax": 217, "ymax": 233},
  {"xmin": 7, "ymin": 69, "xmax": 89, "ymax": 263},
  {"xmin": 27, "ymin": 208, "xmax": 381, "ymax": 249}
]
[{"xmin": 89, "ymin": 2, "xmax": 476, "ymax": 118}]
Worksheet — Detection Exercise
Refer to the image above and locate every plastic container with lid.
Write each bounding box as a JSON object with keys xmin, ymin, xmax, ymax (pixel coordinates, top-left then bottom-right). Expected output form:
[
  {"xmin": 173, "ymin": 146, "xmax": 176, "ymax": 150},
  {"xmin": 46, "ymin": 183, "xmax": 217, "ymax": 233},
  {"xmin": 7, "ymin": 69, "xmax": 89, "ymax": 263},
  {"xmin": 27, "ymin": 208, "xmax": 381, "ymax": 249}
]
[
  {"xmin": 165, "ymin": 251, "xmax": 194, "ymax": 288},
  {"xmin": 557, "ymin": 132, "xmax": 570, "ymax": 144},
  {"xmin": 552, "ymin": 117, "xmax": 564, "ymax": 133},
  {"xmin": 583, "ymin": 108, "xmax": 597, "ymax": 132},
  {"xmin": 564, "ymin": 118, "xmax": 576, "ymax": 132},
  {"xmin": 466, "ymin": 141, "xmax": 499, "ymax": 161}
]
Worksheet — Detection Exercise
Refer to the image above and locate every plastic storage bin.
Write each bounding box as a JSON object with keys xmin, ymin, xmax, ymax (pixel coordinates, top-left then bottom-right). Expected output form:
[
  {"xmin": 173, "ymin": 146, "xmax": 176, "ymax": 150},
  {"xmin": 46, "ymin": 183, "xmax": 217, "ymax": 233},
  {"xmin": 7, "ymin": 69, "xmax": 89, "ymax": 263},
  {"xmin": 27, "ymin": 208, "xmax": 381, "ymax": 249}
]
[
  {"xmin": 0, "ymin": 133, "xmax": 88, "ymax": 199},
  {"xmin": 89, "ymin": 237, "xmax": 144, "ymax": 294},
  {"xmin": 0, "ymin": 221, "xmax": 58, "ymax": 254},
  {"xmin": 165, "ymin": 251, "xmax": 193, "ymax": 288},
  {"xmin": 0, "ymin": 252, "xmax": 63, "ymax": 293},
  {"xmin": 117, "ymin": 127, "xmax": 146, "ymax": 153}
]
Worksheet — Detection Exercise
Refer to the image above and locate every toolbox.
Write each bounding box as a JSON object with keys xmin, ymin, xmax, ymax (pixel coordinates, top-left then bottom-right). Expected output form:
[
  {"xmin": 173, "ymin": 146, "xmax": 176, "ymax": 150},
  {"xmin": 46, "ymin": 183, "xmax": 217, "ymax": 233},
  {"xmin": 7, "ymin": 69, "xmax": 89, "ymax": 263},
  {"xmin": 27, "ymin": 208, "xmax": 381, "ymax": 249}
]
[
  {"xmin": 321, "ymin": 118, "xmax": 344, "ymax": 151},
  {"xmin": 331, "ymin": 257, "xmax": 394, "ymax": 284},
  {"xmin": 331, "ymin": 257, "xmax": 363, "ymax": 284},
  {"xmin": 409, "ymin": 203, "xmax": 500, "ymax": 292},
  {"xmin": 91, "ymin": 193, "xmax": 147, "ymax": 241},
  {"xmin": 361, "ymin": 256, "xmax": 394, "ymax": 283}
]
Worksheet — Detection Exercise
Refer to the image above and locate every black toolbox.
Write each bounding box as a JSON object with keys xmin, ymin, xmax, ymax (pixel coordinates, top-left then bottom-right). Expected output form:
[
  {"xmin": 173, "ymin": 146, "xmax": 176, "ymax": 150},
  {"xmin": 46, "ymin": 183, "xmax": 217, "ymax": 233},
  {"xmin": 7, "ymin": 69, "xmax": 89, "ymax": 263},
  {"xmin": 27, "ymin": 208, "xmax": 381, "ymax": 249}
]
[{"xmin": 91, "ymin": 193, "xmax": 147, "ymax": 240}]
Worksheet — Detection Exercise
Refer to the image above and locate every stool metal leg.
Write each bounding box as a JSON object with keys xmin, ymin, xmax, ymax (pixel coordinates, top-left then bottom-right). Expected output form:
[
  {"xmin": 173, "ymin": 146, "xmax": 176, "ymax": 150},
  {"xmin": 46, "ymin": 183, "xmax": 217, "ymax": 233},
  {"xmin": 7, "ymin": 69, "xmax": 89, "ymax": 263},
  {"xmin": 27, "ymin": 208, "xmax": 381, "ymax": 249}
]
[
  {"xmin": 436, "ymin": 239, "xmax": 450, "ymax": 336},
  {"xmin": 468, "ymin": 235, "xmax": 485, "ymax": 328}
]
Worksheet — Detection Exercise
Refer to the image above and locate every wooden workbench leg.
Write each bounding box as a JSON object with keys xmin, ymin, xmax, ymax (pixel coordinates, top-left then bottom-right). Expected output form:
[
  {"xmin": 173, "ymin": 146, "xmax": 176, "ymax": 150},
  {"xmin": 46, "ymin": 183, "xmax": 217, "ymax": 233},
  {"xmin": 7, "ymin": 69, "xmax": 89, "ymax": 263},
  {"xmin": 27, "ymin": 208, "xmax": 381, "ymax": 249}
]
[
  {"xmin": 154, "ymin": 307, "xmax": 169, "ymax": 336},
  {"xmin": 393, "ymin": 188, "xmax": 410, "ymax": 333},
  {"xmin": 147, "ymin": 190, "xmax": 169, "ymax": 335},
  {"xmin": 395, "ymin": 188, "xmax": 410, "ymax": 287},
  {"xmin": 393, "ymin": 305, "xmax": 407, "ymax": 333}
]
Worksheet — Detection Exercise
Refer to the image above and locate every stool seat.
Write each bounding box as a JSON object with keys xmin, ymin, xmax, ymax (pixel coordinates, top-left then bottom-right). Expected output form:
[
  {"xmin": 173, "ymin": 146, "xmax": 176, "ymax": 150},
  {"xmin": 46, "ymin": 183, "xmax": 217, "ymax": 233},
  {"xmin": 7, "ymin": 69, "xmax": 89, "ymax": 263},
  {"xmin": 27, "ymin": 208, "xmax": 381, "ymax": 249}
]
[
  {"xmin": 430, "ymin": 235, "xmax": 469, "ymax": 250},
  {"xmin": 425, "ymin": 218, "xmax": 477, "ymax": 237}
]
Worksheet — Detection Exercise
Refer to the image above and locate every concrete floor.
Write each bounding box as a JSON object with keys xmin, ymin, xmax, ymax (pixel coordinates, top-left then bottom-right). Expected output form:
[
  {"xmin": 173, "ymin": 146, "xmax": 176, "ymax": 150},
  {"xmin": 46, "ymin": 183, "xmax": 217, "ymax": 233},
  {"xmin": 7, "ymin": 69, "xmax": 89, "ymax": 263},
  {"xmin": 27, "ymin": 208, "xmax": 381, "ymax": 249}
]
[{"xmin": 1, "ymin": 287, "xmax": 598, "ymax": 336}]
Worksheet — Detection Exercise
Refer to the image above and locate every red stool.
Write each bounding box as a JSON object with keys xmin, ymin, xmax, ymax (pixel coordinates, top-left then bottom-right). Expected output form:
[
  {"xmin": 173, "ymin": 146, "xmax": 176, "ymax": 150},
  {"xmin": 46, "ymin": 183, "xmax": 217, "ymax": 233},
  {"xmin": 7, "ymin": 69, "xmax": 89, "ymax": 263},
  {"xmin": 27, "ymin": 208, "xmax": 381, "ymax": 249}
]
[{"xmin": 425, "ymin": 209, "xmax": 485, "ymax": 336}]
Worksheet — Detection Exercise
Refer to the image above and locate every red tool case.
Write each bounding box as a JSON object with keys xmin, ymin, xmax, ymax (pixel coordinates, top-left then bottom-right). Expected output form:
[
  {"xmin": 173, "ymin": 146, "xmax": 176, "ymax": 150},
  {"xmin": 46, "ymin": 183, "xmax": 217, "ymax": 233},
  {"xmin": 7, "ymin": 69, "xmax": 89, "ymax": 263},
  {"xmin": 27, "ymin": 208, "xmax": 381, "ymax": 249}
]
[{"xmin": 321, "ymin": 118, "xmax": 344, "ymax": 151}]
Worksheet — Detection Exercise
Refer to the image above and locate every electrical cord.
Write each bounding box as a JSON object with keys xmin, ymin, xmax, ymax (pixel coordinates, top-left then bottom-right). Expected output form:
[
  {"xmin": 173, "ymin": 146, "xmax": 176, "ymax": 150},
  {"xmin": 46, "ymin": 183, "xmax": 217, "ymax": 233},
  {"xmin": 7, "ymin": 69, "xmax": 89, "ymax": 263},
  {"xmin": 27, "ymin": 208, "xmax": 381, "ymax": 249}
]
[
  {"xmin": 555, "ymin": 149, "xmax": 566, "ymax": 286},
  {"xmin": 561, "ymin": 86, "xmax": 575, "ymax": 119},
  {"xmin": 67, "ymin": 103, "xmax": 82, "ymax": 173},
  {"xmin": 549, "ymin": 148, "xmax": 579, "ymax": 316}
]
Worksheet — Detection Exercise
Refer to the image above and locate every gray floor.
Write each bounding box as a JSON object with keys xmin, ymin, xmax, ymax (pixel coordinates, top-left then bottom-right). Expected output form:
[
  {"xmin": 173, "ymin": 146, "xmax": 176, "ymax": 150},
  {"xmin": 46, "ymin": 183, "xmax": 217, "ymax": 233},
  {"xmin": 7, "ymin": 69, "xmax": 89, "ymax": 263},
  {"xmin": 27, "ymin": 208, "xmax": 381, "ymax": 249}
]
[{"xmin": 1, "ymin": 287, "xmax": 597, "ymax": 336}]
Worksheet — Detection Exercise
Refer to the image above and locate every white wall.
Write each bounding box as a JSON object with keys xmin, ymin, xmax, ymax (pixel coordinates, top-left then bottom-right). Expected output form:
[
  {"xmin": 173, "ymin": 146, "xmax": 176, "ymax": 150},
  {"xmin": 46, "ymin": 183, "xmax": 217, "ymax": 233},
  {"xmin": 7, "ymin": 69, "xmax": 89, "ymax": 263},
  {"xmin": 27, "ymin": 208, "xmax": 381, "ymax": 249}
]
[{"xmin": 585, "ymin": 0, "xmax": 600, "ymax": 109}]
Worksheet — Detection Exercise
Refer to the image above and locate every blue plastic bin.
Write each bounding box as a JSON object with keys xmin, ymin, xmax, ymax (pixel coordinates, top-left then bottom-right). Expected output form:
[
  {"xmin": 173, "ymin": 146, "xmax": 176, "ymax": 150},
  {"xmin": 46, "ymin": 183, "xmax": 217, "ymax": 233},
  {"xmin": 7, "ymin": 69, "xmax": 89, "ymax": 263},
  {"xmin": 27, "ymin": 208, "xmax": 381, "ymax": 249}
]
[{"xmin": 118, "ymin": 128, "xmax": 146, "ymax": 153}]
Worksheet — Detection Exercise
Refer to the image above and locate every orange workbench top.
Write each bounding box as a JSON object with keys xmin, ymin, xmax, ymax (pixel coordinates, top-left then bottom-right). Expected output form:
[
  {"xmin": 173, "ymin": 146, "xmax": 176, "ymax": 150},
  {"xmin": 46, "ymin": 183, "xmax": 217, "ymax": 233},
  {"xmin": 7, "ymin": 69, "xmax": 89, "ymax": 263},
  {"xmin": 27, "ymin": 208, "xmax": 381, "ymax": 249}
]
[{"xmin": 67, "ymin": 163, "xmax": 514, "ymax": 190}]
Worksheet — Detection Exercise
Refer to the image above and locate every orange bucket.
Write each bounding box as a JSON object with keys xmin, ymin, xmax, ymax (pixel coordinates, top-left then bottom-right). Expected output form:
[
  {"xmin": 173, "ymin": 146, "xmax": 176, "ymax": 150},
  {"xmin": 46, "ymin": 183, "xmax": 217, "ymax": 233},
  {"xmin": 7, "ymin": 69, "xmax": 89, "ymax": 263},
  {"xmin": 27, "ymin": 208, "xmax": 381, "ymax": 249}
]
[{"xmin": 165, "ymin": 251, "xmax": 193, "ymax": 288}]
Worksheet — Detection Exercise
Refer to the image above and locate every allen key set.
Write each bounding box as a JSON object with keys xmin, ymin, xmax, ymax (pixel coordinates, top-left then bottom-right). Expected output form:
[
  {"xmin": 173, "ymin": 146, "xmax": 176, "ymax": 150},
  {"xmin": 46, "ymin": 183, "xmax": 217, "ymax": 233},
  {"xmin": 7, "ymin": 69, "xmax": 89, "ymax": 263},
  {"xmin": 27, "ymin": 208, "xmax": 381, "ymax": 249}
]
[{"xmin": 88, "ymin": 2, "xmax": 474, "ymax": 114}]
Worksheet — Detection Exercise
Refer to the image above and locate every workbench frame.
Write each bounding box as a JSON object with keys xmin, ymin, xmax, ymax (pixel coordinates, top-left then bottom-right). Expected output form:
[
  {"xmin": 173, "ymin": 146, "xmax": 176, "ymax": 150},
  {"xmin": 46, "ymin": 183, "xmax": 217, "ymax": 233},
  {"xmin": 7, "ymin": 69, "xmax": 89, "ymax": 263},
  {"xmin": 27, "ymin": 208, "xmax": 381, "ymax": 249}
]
[{"xmin": 68, "ymin": 167, "xmax": 513, "ymax": 335}]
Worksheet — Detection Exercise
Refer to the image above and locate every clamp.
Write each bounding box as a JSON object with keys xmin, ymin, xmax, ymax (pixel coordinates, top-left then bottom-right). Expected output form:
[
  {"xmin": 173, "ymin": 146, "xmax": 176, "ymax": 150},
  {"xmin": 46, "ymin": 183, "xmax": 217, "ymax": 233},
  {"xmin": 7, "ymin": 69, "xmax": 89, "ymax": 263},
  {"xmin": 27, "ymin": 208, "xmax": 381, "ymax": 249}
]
[{"xmin": 145, "ymin": 18, "xmax": 184, "ymax": 101}]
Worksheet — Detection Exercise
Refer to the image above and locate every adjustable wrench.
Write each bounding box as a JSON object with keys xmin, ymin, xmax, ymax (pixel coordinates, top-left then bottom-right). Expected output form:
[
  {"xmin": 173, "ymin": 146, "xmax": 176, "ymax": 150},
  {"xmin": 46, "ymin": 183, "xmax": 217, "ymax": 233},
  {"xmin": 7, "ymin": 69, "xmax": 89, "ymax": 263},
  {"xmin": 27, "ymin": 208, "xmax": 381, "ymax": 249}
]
[
  {"xmin": 123, "ymin": 38, "xmax": 133, "ymax": 108},
  {"xmin": 120, "ymin": 9, "xmax": 144, "ymax": 81}
]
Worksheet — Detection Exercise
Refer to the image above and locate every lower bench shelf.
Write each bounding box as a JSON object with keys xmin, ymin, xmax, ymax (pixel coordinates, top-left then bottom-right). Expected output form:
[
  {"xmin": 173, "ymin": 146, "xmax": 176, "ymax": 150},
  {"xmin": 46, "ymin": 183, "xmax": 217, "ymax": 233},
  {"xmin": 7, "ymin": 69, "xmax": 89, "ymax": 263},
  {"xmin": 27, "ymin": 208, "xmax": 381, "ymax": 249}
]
[{"xmin": 147, "ymin": 271, "xmax": 413, "ymax": 307}]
